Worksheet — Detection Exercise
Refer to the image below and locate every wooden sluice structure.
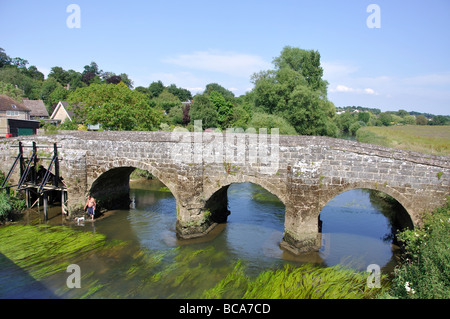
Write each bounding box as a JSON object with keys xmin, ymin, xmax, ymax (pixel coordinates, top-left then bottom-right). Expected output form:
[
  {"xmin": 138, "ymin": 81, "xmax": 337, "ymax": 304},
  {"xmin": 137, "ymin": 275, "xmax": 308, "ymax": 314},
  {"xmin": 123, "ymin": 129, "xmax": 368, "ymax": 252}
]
[{"xmin": 1, "ymin": 141, "xmax": 68, "ymax": 220}]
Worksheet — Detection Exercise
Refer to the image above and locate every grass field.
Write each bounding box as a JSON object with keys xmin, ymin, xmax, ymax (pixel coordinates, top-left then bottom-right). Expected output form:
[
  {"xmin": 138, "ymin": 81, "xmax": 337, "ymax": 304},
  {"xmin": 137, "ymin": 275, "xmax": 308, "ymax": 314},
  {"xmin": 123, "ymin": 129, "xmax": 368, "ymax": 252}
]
[{"xmin": 356, "ymin": 125, "xmax": 450, "ymax": 157}]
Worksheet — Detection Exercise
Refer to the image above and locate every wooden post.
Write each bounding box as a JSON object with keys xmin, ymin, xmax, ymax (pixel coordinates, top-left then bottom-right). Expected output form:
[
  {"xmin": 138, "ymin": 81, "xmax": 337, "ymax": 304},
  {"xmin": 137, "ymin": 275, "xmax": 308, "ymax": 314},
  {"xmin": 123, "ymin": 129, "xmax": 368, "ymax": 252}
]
[
  {"xmin": 43, "ymin": 192, "xmax": 48, "ymax": 221},
  {"xmin": 61, "ymin": 191, "xmax": 67, "ymax": 215},
  {"xmin": 26, "ymin": 189, "xmax": 30, "ymax": 208}
]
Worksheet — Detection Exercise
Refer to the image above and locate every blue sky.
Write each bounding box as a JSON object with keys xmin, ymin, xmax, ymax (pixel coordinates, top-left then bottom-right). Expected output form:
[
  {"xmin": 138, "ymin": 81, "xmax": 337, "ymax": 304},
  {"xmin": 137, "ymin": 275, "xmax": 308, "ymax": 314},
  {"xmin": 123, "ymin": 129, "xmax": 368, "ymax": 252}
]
[{"xmin": 1, "ymin": 0, "xmax": 449, "ymax": 115}]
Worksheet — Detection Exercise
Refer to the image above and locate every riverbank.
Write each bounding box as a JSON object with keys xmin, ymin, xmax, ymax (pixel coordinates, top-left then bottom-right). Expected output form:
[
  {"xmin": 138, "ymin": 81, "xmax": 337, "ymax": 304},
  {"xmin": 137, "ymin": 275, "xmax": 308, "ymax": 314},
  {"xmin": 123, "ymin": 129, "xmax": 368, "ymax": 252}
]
[{"xmin": 356, "ymin": 125, "xmax": 450, "ymax": 156}]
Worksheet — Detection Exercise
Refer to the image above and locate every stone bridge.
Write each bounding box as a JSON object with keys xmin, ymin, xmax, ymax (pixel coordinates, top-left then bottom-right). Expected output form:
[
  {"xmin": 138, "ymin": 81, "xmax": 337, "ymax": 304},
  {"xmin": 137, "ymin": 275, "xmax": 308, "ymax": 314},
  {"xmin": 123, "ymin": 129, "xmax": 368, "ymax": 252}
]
[{"xmin": 1, "ymin": 131, "xmax": 449, "ymax": 253}]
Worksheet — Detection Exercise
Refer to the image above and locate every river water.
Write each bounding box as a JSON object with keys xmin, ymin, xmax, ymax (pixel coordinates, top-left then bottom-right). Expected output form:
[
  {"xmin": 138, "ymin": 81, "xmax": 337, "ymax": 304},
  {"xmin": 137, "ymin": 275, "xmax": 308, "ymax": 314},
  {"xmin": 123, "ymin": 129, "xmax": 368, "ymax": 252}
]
[{"xmin": 1, "ymin": 179, "xmax": 404, "ymax": 298}]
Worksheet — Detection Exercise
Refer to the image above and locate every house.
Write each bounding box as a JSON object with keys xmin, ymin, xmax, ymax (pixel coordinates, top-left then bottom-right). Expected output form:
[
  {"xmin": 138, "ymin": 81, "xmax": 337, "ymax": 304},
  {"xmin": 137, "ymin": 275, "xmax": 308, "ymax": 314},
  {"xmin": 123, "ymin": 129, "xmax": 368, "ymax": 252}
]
[
  {"xmin": 0, "ymin": 94, "xmax": 40, "ymax": 137},
  {"xmin": 50, "ymin": 101, "xmax": 100, "ymax": 130},
  {"xmin": 22, "ymin": 99, "xmax": 49, "ymax": 120},
  {"xmin": 50, "ymin": 101, "xmax": 75, "ymax": 123},
  {"xmin": 0, "ymin": 94, "xmax": 30, "ymax": 120}
]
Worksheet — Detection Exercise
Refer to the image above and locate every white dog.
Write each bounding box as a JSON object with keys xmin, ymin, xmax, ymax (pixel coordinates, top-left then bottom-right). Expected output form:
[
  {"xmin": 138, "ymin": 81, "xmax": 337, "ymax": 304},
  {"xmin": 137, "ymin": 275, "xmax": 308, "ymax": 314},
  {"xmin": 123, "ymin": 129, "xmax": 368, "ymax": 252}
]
[{"xmin": 75, "ymin": 216, "xmax": 85, "ymax": 224}]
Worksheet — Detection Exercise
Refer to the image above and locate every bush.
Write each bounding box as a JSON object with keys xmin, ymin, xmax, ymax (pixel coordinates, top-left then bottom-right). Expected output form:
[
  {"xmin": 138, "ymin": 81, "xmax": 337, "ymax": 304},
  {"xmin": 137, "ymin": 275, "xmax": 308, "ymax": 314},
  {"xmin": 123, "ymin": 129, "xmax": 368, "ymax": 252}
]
[
  {"xmin": 248, "ymin": 112, "xmax": 297, "ymax": 135},
  {"xmin": 0, "ymin": 191, "xmax": 12, "ymax": 221},
  {"xmin": 389, "ymin": 199, "xmax": 450, "ymax": 298}
]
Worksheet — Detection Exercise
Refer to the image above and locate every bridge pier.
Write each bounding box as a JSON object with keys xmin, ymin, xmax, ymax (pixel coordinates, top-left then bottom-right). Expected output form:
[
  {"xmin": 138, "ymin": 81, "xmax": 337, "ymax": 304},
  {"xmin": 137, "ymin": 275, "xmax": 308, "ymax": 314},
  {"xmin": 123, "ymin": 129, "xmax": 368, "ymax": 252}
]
[
  {"xmin": 175, "ymin": 186, "xmax": 231, "ymax": 239},
  {"xmin": 280, "ymin": 205, "xmax": 322, "ymax": 254}
]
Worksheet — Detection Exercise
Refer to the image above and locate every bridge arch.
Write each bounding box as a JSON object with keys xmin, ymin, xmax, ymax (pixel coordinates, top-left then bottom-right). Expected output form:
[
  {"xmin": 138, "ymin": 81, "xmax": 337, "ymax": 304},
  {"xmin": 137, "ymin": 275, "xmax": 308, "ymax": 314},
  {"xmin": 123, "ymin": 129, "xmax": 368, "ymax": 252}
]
[
  {"xmin": 203, "ymin": 175, "xmax": 288, "ymax": 208},
  {"xmin": 199, "ymin": 176, "xmax": 287, "ymax": 237},
  {"xmin": 318, "ymin": 181, "xmax": 415, "ymax": 229},
  {"xmin": 87, "ymin": 158, "xmax": 179, "ymax": 211}
]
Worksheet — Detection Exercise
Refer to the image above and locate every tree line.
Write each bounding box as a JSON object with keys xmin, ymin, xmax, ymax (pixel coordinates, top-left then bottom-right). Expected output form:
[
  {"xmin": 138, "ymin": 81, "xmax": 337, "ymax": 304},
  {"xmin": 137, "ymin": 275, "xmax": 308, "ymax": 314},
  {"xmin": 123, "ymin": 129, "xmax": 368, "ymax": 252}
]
[{"xmin": 0, "ymin": 46, "xmax": 448, "ymax": 136}]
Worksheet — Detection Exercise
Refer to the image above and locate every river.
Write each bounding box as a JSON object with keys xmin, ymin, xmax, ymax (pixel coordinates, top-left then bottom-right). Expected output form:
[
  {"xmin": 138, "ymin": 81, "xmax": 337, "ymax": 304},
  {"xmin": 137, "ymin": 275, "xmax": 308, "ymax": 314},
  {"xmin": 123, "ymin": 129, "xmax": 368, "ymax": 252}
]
[{"xmin": 0, "ymin": 179, "xmax": 405, "ymax": 298}]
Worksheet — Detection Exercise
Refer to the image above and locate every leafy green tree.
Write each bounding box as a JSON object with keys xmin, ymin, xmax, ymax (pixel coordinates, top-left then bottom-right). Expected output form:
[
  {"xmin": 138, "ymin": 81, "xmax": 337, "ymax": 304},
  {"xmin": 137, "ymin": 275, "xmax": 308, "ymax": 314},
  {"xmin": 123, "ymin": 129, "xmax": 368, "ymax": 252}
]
[
  {"xmin": 68, "ymin": 83, "xmax": 163, "ymax": 131},
  {"xmin": 273, "ymin": 46, "xmax": 328, "ymax": 96},
  {"xmin": 167, "ymin": 83, "xmax": 192, "ymax": 101},
  {"xmin": 11, "ymin": 57, "xmax": 29, "ymax": 71},
  {"xmin": 155, "ymin": 89, "xmax": 181, "ymax": 113},
  {"xmin": 48, "ymin": 66, "xmax": 71, "ymax": 86},
  {"xmin": 229, "ymin": 104, "xmax": 251, "ymax": 129},
  {"xmin": 204, "ymin": 83, "xmax": 235, "ymax": 101},
  {"xmin": 149, "ymin": 81, "xmax": 165, "ymax": 98},
  {"xmin": 39, "ymin": 78, "xmax": 62, "ymax": 107},
  {"xmin": 357, "ymin": 112, "xmax": 371, "ymax": 124},
  {"xmin": 167, "ymin": 105, "xmax": 184, "ymax": 125},
  {"xmin": 248, "ymin": 112, "xmax": 297, "ymax": 135},
  {"xmin": 415, "ymin": 115, "xmax": 428, "ymax": 125},
  {"xmin": 402, "ymin": 115, "xmax": 416, "ymax": 125},
  {"xmin": 81, "ymin": 61, "xmax": 102, "ymax": 85},
  {"xmin": 24, "ymin": 66, "xmax": 44, "ymax": 81},
  {"xmin": 430, "ymin": 115, "xmax": 449, "ymax": 126},
  {"xmin": 189, "ymin": 94, "xmax": 218, "ymax": 128},
  {"xmin": 396, "ymin": 109, "xmax": 409, "ymax": 118},
  {"xmin": 0, "ymin": 48, "xmax": 11, "ymax": 68},
  {"xmin": 0, "ymin": 81, "xmax": 25, "ymax": 101},
  {"xmin": 49, "ymin": 86, "xmax": 69, "ymax": 107},
  {"xmin": 251, "ymin": 47, "xmax": 336, "ymax": 136},
  {"xmin": 209, "ymin": 91, "xmax": 234, "ymax": 128},
  {"xmin": 336, "ymin": 112, "xmax": 357, "ymax": 133},
  {"xmin": 379, "ymin": 112, "xmax": 393, "ymax": 126},
  {"xmin": 0, "ymin": 67, "xmax": 42, "ymax": 99}
]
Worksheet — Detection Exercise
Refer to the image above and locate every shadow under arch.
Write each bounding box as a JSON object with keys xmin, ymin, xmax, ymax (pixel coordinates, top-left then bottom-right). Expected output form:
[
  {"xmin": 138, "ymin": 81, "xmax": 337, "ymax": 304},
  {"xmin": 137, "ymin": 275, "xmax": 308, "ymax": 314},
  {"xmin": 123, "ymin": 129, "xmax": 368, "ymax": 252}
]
[
  {"xmin": 88, "ymin": 160, "xmax": 178, "ymax": 213},
  {"xmin": 203, "ymin": 178, "xmax": 287, "ymax": 227}
]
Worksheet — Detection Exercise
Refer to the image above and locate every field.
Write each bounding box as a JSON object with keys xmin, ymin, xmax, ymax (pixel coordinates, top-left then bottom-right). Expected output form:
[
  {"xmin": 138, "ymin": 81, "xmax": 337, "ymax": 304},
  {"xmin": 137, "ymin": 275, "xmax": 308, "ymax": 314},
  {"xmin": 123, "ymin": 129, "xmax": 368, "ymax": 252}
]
[{"xmin": 356, "ymin": 125, "xmax": 450, "ymax": 157}]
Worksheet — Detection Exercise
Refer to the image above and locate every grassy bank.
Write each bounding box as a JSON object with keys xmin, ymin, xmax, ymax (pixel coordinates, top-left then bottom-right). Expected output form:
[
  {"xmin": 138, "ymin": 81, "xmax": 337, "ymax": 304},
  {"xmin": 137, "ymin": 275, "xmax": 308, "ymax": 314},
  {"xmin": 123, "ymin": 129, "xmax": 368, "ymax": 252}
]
[
  {"xmin": 356, "ymin": 125, "xmax": 450, "ymax": 156},
  {"xmin": 387, "ymin": 199, "xmax": 450, "ymax": 299}
]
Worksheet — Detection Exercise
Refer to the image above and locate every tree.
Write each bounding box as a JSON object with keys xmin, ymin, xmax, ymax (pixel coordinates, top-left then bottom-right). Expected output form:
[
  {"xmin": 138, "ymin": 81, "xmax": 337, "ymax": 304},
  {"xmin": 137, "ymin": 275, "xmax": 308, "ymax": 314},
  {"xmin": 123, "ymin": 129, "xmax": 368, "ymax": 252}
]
[
  {"xmin": 189, "ymin": 94, "xmax": 218, "ymax": 128},
  {"xmin": 358, "ymin": 112, "xmax": 371, "ymax": 124},
  {"xmin": 209, "ymin": 91, "xmax": 233, "ymax": 128},
  {"xmin": 40, "ymin": 78, "xmax": 62, "ymax": 107},
  {"xmin": 167, "ymin": 83, "xmax": 192, "ymax": 101},
  {"xmin": 252, "ymin": 47, "xmax": 337, "ymax": 137},
  {"xmin": 248, "ymin": 112, "xmax": 297, "ymax": 135},
  {"xmin": 204, "ymin": 83, "xmax": 235, "ymax": 101},
  {"xmin": 430, "ymin": 115, "xmax": 449, "ymax": 126},
  {"xmin": 68, "ymin": 83, "xmax": 163, "ymax": 131},
  {"xmin": 81, "ymin": 61, "xmax": 102, "ymax": 85},
  {"xmin": 155, "ymin": 89, "xmax": 181, "ymax": 113},
  {"xmin": 416, "ymin": 115, "xmax": 428, "ymax": 125},
  {"xmin": 149, "ymin": 81, "xmax": 164, "ymax": 98},
  {"xmin": 0, "ymin": 81, "xmax": 25, "ymax": 101},
  {"xmin": 49, "ymin": 66, "xmax": 71, "ymax": 85},
  {"xmin": 379, "ymin": 112, "xmax": 393, "ymax": 126},
  {"xmin": 273, "ymin": 46, "xmax": 328, "ymax": 96},
  {"xmin": 0, "ymin": 67, "xmax": 42, "ymax": 99},
  {"xmin": 0, "ymin": 48, "xmax": 11, "ymax": 68}
]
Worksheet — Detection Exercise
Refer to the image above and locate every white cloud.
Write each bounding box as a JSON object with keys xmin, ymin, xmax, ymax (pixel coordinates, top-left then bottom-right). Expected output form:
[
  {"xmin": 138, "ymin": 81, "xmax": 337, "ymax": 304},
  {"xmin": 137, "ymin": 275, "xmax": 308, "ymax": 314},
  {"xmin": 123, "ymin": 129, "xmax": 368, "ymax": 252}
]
[
  {"xmin": 329, "ymin": 85, "xmax": 377, "ymax": 95},
  {"xmin": 163, "ymin": 50, "xmax": 271, "ymax": 78}
]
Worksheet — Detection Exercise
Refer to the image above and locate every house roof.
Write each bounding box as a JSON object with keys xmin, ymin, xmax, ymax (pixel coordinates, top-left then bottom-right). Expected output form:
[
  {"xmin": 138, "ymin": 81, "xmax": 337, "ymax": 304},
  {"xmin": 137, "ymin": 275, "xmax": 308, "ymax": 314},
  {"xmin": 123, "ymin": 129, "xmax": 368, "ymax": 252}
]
[
  {"xmin": 50, "ymin": 101, "xmax": 78, "ymax": 121},
  {"xmin": 0, "ymin": 94, "xmax": 30, "ymax": 112},
  {"xmin": 23, "ymin": 99, "xmax": 49, "ymax": 117}
]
